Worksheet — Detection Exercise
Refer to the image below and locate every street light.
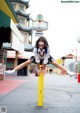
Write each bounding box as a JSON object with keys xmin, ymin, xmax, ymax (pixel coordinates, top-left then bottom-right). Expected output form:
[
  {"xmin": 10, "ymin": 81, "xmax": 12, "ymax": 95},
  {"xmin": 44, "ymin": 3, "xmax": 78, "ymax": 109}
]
[{"xmin": 77, "ymin": 35, "xmax": 80, "ymax": 82}]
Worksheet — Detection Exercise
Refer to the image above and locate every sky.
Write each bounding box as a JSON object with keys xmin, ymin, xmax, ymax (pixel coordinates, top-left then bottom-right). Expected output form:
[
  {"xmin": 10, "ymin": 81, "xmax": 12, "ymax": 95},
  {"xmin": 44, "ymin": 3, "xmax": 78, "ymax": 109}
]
[{"xmin": 27, "ymin": 0, "xmax": 80, "ymax": 59}]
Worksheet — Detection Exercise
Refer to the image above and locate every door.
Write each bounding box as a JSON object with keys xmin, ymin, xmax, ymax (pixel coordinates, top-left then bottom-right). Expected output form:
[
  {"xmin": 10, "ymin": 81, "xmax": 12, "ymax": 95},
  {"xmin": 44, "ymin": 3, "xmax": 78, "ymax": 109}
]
[{"xmin": 17, "ymin": 59, "xmax": 27, "ymax": 76}]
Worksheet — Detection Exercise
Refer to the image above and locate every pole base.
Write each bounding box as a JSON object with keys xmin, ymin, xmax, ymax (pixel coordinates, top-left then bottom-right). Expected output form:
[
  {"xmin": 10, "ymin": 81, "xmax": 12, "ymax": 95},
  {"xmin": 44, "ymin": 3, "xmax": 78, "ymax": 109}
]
[{"xmin": 78, "ymin": 73, "xmax": 80, "ymax": 82}]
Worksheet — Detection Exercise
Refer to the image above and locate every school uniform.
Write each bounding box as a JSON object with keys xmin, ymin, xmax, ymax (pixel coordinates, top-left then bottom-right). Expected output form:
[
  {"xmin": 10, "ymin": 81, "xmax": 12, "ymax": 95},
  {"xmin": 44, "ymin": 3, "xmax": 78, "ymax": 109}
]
[{"xmin": 30, "ymin": 47, "xmax": 55, "ymax": 65}]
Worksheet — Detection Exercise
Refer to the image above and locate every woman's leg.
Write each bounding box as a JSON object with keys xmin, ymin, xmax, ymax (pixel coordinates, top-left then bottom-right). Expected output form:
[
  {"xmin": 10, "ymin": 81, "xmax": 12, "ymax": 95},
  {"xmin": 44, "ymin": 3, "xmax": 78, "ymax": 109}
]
[
  {"xmin": 52, "ymin": 61, "xmax": 67, "ymax": 73},
  {"xmin": 46, "ymin": 55, "xmax": 76, "ymax": 76},
  {"xmin": 6, "ymin": 59, "xmax": 31, "ymax": 74},
  {"xmin": 48, "ymin": 55, "xmax": 67, "ymax": 74},
  {"xmin": 14, "ymin": 59, "xmax": 31, "ymax": 71},
  {"xmin": 51, "ymin": 61, "xmax": 76, "ymax": 76}
]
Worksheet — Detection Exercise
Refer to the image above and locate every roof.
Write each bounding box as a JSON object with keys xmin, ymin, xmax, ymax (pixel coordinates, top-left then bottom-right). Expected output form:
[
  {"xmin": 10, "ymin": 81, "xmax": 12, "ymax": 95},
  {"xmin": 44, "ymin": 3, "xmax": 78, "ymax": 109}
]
[
  {"xmin": 0, "ymin": 0, "xmax": 18, "ymax": 23},
  {"xmin": 2, "ymin": 43, "xmax": 12, "ymax": 49},
  {"xmin": 46, "ymin": 64, "xmax": 56, "ymax": 68},
  {"xmin": 16, "ymin": 10, "xmax": 30, "ymax": 19},
  {"xmin": 10, "ymin": 0, "xmax": 30, "ymax": 8},
  {"xmin": 24, "ymin": 44, "xmax": 34, "ymax": 50},
  {"xmin": 6, "ymin": 0, "xmax": 18, "ymax": 22},
  {"xmin": 62, "ymin": 54, "xmax": 74, "ymax": 59},
  {"xmin": 2, "ymin": 42, "xmax": 33, "ymax": 51},
  {"xmin": 17, "ymin": 24, "xmax": 32, "ymax": 33}
]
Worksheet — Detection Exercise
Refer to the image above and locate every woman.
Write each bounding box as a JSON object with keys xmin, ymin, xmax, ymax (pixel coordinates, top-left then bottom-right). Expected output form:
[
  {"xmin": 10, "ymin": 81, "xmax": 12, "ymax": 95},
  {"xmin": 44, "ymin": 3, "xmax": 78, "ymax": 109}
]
[{"xmin": 6, "ymin": 36, "xmax": 75, "ymax": 76}]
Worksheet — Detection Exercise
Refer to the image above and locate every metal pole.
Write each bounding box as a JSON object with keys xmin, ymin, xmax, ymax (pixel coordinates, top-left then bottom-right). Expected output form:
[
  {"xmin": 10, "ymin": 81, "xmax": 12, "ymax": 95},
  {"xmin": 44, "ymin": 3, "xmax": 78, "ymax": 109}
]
[
  {"xmin": 38, "ymin": 65, "xmax": 44, "ymax": 106},
  {"xmin": 76, "ymin": 49, "xmax": 78, "ymax": 78}
]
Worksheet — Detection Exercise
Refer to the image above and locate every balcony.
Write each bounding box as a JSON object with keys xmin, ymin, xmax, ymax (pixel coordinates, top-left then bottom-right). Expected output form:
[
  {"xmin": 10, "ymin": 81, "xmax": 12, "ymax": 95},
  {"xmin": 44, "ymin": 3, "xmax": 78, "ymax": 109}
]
[
  {"xmin": 16, "ymin": 23, "xmax": 32, "ymax": 34},
  {"xmin": 16, "ymin": 10, "xmax": 30, "ymax": 20},
  {"xmin": 10, "ymin": 0, "xmax": 30, "ymax": 8}
]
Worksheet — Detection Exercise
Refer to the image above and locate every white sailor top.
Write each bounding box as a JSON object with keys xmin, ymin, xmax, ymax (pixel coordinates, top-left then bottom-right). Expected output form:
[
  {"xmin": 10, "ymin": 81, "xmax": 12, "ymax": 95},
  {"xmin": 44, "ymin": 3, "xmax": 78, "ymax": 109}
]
[{"xmin": 33, "ymin": 47, "xmax": 50, "ymax": 64}]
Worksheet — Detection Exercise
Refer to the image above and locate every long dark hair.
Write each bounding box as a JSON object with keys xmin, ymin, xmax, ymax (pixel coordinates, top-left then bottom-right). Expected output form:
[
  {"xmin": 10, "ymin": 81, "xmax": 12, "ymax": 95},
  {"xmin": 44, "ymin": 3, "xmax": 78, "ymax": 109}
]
[{"xmin": 35, "ymin": 36, "xmax": 49, "ymax": 48}]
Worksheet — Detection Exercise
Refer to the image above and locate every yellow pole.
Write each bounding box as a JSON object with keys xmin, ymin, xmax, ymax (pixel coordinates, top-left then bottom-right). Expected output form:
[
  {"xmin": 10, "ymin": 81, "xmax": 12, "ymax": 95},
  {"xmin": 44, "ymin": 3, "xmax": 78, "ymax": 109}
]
[{"xmin": 38, "ymin": 66, "xmax": 44, "ymax": 106}]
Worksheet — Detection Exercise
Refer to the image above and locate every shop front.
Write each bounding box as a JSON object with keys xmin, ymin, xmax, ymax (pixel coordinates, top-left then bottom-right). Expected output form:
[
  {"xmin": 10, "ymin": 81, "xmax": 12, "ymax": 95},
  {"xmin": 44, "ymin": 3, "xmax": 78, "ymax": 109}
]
[
  {"xmin": 0, "ymin": 11, "xmax": 24, "ymax": 78},
  {"xmin": 17, "ymin": 51, "xmax": 34, "ymax": 76},
  {"xmin": 0, "ymin": 0, "xmax": 24, "ymax": 79}
]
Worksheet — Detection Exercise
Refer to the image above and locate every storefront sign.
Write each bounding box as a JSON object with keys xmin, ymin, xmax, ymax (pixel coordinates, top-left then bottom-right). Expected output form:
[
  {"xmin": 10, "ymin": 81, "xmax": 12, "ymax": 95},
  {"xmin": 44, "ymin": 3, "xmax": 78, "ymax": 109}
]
[{"xmin": 7, "ymin": 51, "xmax": 16, "ymax": 58}]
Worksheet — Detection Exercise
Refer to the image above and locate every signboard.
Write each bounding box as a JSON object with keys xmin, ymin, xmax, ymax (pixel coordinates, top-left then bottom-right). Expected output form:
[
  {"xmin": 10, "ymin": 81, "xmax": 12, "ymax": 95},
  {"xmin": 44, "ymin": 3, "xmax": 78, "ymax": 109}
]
[
  {"xmin": 33, "ymin": 20, "xmax": 48, "ymax": 32},
  {"xmin": 10, "ymin": 19, "xmax": 24, "ymax": 52},
  {"xmin": 35, "ymin": 32, "xmax": 43, "ymax": 37},
  {"xmin": 7, "ymin": 51, "xmax": 16, "ymax": 58},
  {"xmin": 11, "ymin": 31, "xmax": 24, "ymax": 52},
  {"xmin": 37, "ymin": 14, "xmax": 43, "ymax": 21}
]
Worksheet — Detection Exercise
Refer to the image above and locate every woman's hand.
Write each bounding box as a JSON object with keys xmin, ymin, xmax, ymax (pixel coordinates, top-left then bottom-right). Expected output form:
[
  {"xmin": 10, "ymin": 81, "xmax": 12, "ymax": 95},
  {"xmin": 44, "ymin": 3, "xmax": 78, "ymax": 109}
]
[
  {"xmin": 42, "ymin": 64, "xmax": 46, "ymax": 69},
  {"xmin": 37, "ymin": 64, "xmax": 46, "ymax": 75},
  {"xmin": 42, "ymin": 64, "xmax": 46, "ymax": 75}
]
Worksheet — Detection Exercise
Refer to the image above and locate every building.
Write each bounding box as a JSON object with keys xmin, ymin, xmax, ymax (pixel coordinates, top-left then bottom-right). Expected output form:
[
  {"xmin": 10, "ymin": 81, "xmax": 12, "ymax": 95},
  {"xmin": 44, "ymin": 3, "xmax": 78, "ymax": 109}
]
[
  {"xmin": 6, "ymin": 0, "xmax": 33, "ymax": 76},
  {"xmin": 10, "ymin": 0, "xmax": 32, "ymax": 44},
  {"xmin": 0, "ymin": 0, "xmax": 24, "ymax": 79},
  {"xmin": 0, "ymin": 0, "xmax": 33, "ymax": 77}
]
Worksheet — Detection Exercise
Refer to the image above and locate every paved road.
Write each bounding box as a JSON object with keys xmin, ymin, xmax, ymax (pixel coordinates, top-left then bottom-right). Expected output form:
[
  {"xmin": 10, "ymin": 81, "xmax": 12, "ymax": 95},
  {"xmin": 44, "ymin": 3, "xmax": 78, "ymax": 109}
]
[{"xmin": 0, "ymin": 73, "xmax": 80, "ymax": 113}]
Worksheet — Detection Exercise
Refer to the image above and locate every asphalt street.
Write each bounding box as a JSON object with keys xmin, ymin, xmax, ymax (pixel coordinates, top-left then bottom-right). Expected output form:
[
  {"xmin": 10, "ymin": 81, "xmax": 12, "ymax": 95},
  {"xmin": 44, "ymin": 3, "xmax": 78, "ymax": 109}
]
[{"xmin": 0, "ymin": 73, "xmax": 80, "ymax": 113}]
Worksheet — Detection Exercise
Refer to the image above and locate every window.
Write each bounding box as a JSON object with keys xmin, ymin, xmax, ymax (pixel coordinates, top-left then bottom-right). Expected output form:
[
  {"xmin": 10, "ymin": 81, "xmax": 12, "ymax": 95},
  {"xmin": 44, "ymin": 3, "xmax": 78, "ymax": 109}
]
[
  {"xmin": 19, "ymin": 4, "xmax": 25, "ymax": 12},
  {"xmin": 11, "ymin": 3, "xmax": 16, "ymax": 11},
  {"xmin": 18, "ymin": 17, "xmax": 25, "ymax": 25}
]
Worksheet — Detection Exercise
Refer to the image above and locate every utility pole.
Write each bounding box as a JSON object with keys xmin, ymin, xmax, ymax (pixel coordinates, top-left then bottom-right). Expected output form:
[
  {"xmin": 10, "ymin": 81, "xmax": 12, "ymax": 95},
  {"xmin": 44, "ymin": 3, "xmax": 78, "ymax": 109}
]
[{"xmin": 76, "ymin": 49, "xmax": 78, "ymax": 78}]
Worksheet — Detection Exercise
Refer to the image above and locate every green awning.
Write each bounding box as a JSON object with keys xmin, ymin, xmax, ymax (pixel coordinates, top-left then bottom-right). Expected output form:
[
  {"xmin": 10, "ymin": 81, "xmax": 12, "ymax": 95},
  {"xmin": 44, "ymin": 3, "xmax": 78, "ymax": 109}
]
[
  {"xmin": 0, "ymin": 10, "xmax": 24, "ymax": 51},
  {"xmin": 0, "ymin": 10, "xmax": 10, "ymax": 28},
  {"xmin": 0, "ymin": 10, "xmax": 23, "ymax": 41},
  {"xmin": 0, "ymin": 0, "xmax": 18, "ymax": 23}
]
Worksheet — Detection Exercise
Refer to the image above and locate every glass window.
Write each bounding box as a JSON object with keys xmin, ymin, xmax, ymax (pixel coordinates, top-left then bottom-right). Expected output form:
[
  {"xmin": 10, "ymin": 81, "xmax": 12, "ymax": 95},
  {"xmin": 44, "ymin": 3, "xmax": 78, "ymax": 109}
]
[
  {"xmin": 18, "ymin": 17, "xmax": 25, "ymax": 24},
  {"xmin": 19, "ymin": 4, "xmax": 25, "ymax": 12},
  {"xmin": 11, "ymin": 3, "xmax": 16, "ymax": 11}
]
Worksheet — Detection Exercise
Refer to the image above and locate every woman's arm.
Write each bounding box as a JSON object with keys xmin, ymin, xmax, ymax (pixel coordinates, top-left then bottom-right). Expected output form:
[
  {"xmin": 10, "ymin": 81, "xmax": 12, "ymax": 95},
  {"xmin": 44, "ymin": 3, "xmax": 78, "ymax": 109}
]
[
  {"xmin": 43, "ymin": 47, "xmax": 50, "ymax": 64},
  {"xmin": 33, "ymin": 48, "xmax": 40, "ymax": 63}
]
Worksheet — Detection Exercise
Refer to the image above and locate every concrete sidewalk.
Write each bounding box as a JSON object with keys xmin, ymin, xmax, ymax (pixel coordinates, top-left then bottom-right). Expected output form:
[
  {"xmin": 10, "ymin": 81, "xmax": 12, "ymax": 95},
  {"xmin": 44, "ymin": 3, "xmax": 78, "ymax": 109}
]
[{"xmin": 0, "ymin": 74, "xmax": 80, "ymax": 113}]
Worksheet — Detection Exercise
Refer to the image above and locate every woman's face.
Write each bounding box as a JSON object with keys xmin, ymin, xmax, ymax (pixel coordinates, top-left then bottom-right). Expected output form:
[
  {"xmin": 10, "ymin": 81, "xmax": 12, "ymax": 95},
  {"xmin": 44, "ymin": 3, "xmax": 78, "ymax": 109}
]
[{"xmin": 38, "ymin": 41, "xmax": 44, "ymax": 49}]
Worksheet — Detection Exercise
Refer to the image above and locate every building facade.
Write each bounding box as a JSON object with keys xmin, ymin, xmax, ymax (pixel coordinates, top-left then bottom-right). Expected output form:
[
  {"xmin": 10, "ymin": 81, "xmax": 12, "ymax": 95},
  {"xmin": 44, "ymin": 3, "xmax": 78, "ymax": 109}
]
[
  {"xmin": 0, "ymin": 0, "xmax": 23, "ymax": 79},
  {"xmin": 7, "ymin": 0, "xmax": 33, "ymax": 76},
  {"xmin": 0, "ymin": 0, "xmax": 33, "ymax": 77}
]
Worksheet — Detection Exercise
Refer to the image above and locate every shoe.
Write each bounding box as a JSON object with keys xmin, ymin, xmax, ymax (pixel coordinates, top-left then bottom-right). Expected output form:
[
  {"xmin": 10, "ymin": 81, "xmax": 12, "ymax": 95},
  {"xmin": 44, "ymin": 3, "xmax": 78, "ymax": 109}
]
[
  {"xmin": 5, "ymin": 69, "xmax": 15, "ymax": 75},
  {"xmin": 67, "ymin": 70, "xmax": 76, "ymax": 77}
]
